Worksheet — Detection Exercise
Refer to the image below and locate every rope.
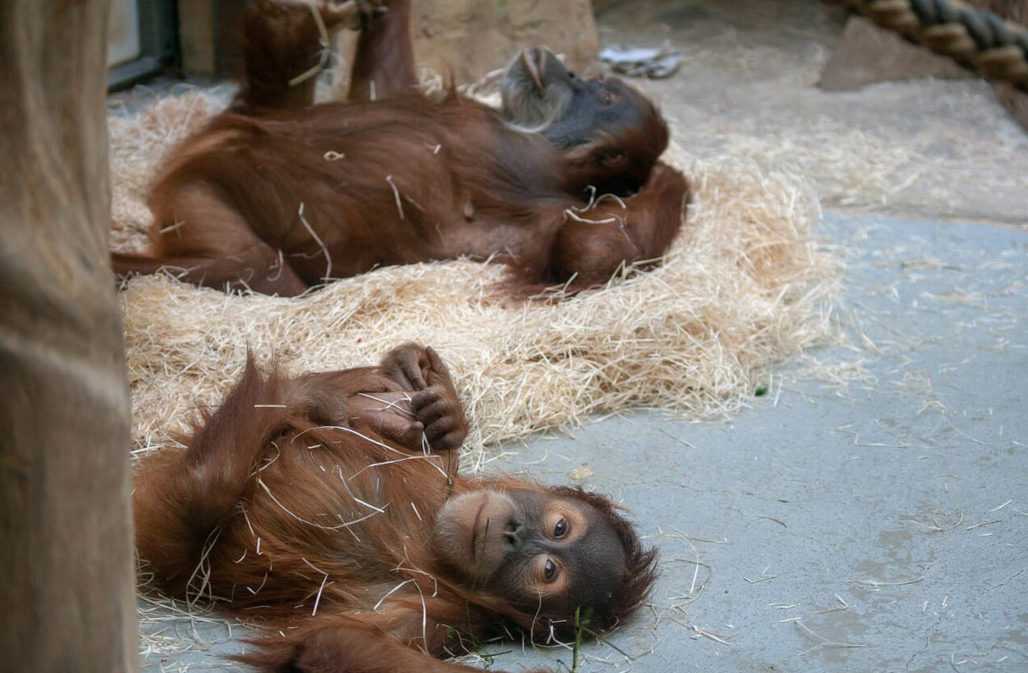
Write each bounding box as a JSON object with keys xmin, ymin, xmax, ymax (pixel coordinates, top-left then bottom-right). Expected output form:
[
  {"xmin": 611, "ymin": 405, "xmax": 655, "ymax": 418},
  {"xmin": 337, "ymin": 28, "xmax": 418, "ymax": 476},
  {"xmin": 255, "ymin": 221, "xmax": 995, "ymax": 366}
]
[{"xmin": 843, "ymin": 0, "xmax": 1028, "ymax": 91}]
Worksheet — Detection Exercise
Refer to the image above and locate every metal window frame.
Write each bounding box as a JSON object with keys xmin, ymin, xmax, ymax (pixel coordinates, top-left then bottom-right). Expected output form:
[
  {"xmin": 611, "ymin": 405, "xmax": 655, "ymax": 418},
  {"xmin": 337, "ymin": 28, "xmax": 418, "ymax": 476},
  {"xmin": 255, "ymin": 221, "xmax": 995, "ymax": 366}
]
[{"xmin": 108, "ymin": 0, "xmax": 178, "ymax": 90}]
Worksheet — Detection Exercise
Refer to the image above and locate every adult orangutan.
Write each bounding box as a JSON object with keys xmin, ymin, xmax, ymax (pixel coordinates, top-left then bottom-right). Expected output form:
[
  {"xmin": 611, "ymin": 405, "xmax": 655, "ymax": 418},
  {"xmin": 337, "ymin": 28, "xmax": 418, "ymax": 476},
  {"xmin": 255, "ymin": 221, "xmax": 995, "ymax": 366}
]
[
  {"xmin": 133, "ymin": 343, "xmax": 658, "ymax": 672},
  {"xmin": 112, "ymin": 0, "xmax": 690, "ymax": 296}
]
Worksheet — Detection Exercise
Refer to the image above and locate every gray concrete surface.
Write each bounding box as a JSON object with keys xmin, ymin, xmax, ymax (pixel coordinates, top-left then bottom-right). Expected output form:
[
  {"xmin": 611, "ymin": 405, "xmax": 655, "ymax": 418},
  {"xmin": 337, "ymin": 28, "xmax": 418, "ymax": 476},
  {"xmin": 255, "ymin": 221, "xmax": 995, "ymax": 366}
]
[
  {"xmin": 141, "ymin": 213, "xmax": 1027, "ymax": 672},
  {"xmin": 597, "ymin": 0, "xmax": 1028, "ymax": 225},
  {"xmin": 499, "ymin": 213, "xmax": 1028, "ymax": 673},
  {"xmin": 137, "ymin": 2, "xmax": 1027, "ymax": 671}
]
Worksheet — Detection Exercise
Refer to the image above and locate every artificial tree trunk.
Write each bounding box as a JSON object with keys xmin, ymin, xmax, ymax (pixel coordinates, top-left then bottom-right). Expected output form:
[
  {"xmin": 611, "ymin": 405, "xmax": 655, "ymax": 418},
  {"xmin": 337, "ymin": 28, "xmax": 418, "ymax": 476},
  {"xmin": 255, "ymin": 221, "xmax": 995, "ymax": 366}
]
[{"xmin": 0, "ymin": 1, "xmax": 137, "ymax": 671}]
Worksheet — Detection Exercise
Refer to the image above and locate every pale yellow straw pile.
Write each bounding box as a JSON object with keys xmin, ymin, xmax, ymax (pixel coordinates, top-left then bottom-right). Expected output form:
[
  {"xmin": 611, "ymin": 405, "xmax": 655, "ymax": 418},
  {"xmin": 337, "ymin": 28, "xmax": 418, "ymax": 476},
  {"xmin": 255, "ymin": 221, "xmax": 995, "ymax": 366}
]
[{"xmin": 109, "ymin": 89, "xmax": 839, "ymax": 469}]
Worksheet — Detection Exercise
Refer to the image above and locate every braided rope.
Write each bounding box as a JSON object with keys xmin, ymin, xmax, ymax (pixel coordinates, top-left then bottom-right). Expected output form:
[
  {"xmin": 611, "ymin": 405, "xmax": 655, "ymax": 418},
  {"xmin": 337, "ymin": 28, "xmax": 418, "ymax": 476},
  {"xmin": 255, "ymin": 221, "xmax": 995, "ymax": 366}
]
[{"xmin": 844, "ymin": 0, "xmax": 1028, "ymax": 91}]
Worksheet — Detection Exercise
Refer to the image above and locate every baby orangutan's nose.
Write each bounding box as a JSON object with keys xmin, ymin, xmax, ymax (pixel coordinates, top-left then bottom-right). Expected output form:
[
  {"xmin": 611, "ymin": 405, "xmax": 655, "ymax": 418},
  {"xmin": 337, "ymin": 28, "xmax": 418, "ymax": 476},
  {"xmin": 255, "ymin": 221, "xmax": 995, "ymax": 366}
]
[
  {"xmin": 503, "ymin": 520, "xmax": 524, "ymax": 549},
  {"xmin": 520, "ymin": 48, "xmax": 545, "ymax": 92}
]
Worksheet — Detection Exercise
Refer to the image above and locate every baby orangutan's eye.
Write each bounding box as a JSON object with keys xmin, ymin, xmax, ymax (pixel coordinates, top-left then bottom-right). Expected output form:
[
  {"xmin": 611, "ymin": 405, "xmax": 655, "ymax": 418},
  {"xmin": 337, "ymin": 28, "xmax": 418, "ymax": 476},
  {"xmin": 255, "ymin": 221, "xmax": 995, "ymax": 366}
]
[
  {"xmin": 543, "ymin": 558, "xmax": 559, "ymax": 582},
  {"xmin": 553, "ymin": 517, "xmax": 569, "ymax": 539}
]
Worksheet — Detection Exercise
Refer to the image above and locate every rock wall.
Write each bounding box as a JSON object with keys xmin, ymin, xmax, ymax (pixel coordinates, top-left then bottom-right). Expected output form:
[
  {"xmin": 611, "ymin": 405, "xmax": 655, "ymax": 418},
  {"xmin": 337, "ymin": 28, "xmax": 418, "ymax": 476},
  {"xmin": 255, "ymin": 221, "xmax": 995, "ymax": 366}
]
[{"xmin": 332, "ymin": 0, "xmax": 599, "ymax": 97}]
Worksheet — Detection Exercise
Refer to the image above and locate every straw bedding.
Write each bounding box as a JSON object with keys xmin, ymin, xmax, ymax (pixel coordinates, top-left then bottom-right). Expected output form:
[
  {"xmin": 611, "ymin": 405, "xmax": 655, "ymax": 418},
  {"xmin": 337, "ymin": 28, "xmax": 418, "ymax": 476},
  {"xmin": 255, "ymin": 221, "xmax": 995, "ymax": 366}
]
[{"xmin": 109, "ymin": 89, "xmax": 839, "ymax": 469}]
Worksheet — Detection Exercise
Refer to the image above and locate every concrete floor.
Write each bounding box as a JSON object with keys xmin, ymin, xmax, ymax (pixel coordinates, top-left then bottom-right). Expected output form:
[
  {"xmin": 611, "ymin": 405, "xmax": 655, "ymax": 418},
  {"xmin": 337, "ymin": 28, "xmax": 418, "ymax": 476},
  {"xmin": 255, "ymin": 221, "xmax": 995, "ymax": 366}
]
[
  {"xmin": 142, "ymin": 214, "xmax": 1028, "ymax": 673},
  {"xmin": 503, "ymin": 213, "xmax": 1028, "ymax": 673},
  {"xmin": 597, "ymin": 0, "xmax": 1028, "ymax": 225},
  {"xmin": 138, "ymin": 2, "xmax": 1027, "ymax": 672}
]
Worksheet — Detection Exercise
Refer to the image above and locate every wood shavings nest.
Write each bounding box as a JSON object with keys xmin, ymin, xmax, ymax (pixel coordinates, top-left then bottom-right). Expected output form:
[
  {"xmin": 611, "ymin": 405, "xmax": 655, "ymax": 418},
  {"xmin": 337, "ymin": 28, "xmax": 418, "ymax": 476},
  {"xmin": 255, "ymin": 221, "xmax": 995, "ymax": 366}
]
[{"xmin": 109, "ymin": 88, "xmax": 840, "ymax": 469}]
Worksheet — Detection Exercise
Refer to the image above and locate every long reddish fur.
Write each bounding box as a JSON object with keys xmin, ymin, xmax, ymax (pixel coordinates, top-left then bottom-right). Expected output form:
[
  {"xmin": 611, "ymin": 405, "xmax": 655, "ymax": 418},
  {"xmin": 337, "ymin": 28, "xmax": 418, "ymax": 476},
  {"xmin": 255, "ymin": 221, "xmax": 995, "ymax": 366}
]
[
  {"xmin": 112, "ymin": 0, "xmax": 690, "ymax": 297},
  {"xmin": 134, "ymin": 346, "xmax": 657, "ymax": 673}
]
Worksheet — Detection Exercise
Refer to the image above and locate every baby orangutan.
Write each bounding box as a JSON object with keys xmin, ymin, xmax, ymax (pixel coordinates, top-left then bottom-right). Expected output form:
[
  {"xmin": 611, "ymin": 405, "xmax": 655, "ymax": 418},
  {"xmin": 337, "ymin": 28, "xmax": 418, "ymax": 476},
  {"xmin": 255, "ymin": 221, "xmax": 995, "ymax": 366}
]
[
  {"xmin": 112, "ymin": 0, "xmax": 689, "ymax": 296},
  {"xmin": 134, "ymin": 343, "xmax": 657, "ymax": 672}
]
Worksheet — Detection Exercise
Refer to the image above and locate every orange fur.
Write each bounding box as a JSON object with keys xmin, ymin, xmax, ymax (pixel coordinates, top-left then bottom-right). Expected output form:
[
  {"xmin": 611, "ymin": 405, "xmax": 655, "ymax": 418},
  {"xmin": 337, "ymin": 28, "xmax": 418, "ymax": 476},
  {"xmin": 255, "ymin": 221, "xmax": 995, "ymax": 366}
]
[
  {"xmin": 134, "ymin": 345, "xmax": 656, "ymax": 673},
  {"xmin": 112, "ymin": 0, "xmax": 690, "ymax": 297}
]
